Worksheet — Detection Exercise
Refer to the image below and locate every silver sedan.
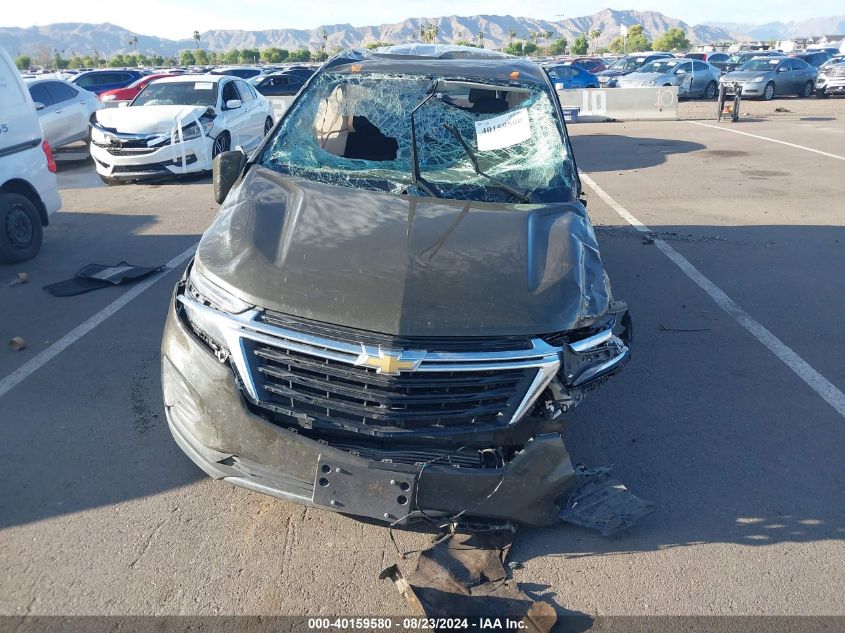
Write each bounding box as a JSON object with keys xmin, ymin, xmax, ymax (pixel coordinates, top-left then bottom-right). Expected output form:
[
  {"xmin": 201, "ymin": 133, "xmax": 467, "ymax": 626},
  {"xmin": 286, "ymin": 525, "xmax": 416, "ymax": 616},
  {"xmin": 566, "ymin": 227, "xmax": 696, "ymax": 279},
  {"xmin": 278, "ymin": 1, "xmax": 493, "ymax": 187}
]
[
  {"xmin": 617, "ymin": 58, "xmax": 721, "ymax": 99},
  {"xmin": 719, "ymin": 56, "xmax": 818, "ymax": 100}
]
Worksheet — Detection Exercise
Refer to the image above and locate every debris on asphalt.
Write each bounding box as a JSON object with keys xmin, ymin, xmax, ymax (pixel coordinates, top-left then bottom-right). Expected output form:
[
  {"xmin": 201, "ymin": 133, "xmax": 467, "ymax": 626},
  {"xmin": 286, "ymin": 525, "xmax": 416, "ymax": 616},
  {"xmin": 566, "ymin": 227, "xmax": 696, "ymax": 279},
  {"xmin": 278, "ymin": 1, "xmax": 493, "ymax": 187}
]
[
  {"xmin": 10, "ymin": 272, "xmax": 28, "ymax": 286},
  {"xmin": 9, "ymin": 337, "xmax": 27, "ymax": 351},
  {"xmin": 774, "ymin": 107, "xmax": 791, "ymax": 113},
  {"xmin": 642, "ymin": 235, "xmax": 655, "ymax": 244},
  {"xmin": 658, "ymin": 324, "xmax": 711, "ymax": 332},
  {"xmin": 44, "ymin": 262, "xmax": 164, "ymax": 297},
  {"xmin": 381, "ymin": 531, "xmax": 557, "ymax": 633},
  {"xmin": 559, "ymin": 465, "xmax": 655, "ymax": 537}
]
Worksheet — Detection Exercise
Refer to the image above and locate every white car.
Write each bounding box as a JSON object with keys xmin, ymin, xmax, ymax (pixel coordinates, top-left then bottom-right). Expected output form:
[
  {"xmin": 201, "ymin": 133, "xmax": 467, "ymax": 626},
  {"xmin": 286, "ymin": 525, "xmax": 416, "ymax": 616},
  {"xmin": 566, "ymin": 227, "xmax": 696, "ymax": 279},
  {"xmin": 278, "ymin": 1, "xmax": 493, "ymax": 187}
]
[
  {"xmin": 26, "ymin": 78, "xmax": 102, "ymax": 148},
  {"xmin": 90, "ymin": 75, "xmax": 274, "ymax": 184},
  {"xmin": 0, "ymin": 47, "xmax": 61, "ymax": 263}
]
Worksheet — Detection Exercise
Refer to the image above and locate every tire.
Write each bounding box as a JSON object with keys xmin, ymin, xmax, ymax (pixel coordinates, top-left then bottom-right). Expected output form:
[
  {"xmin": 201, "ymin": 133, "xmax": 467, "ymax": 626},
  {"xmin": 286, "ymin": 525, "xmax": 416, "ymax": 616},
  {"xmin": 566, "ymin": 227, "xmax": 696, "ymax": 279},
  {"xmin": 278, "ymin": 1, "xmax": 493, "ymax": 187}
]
[
  {"xmin": 816, "ymin": 88, "xmax": 829, "ymax": 99},
  {"xmin": 263, "ymin": 117, "xmax": 273, "ymax": 136},
  {"xmin": 212, "ymin": 131, "xmax": 230, "ymax": 158},
  {"xmin": 798, "ymin": 81, "xmax": 813, "ymax": 98},
  {"xmin": 704, "ymin": 81, "xmax": 718, "ymax": 100},
  {"xmin": 762, "ymin": 82, "xmax": 775, "ymax": 101},
  {"xmin": 0, "ymin": 193, "xmax": 43, "ymax": 264}
]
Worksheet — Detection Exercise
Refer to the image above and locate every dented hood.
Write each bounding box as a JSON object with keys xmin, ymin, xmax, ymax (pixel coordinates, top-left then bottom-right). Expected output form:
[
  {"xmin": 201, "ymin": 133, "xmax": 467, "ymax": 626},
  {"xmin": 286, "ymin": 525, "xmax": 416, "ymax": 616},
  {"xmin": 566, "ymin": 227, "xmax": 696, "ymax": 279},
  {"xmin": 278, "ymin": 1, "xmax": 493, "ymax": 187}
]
[
  {"xmin": 195, "ymin": 166, "xmax": 611, "ymax": 337},
  {"xmin": 95, "ymin": 104, "xmax": 208, "ymax": 134}
]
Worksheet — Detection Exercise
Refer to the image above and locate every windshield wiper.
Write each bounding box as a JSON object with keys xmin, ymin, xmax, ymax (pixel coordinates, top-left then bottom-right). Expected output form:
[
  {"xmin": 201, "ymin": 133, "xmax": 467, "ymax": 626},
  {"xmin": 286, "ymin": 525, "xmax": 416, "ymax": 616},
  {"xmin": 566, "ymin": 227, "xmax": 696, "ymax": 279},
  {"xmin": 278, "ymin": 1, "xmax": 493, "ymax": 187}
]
[
  {"xmin": 442, "ymin": 123, "xmax": 531, "ymax": 203},
  {"xmin": 409, "ymin": 81, "xmax": 441, "ymax": 199}
]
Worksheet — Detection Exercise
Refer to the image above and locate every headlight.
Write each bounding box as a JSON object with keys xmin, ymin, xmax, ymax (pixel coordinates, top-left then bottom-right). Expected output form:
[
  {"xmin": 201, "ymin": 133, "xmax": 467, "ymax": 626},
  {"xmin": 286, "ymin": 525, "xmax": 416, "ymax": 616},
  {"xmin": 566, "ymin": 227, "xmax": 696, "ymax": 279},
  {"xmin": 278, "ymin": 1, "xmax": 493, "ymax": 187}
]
[
  {"xmin": 91, "ymin": 126, "xmax": 108, "ymax": 144},
  {"xmin": 187, "ymin": 265, "xmax": 251, "ymax": 314},
  {"xmin": 177, "ymin": 119, "xmax": 214, "ymax": 142},
  {"xmin": 643, "ymin": 80, "xmax": 656, "ymax": 86},
  {"xmin": 749, "ymin": 76, "xmax": 765, "ymax": 83},
  {"xmin": 100, "ymin": 94, "xmax": 115, "ymax": 102}
]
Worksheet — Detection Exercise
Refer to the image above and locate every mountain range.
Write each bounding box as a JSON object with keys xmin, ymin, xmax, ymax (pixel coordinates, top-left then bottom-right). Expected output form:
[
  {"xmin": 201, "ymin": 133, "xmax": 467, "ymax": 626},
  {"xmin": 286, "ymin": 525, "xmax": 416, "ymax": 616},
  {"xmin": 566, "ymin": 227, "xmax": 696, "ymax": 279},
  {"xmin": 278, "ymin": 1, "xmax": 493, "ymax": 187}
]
[{"xmin": 2, "ymin": 9, "xmax": 844, "ymax": 58}]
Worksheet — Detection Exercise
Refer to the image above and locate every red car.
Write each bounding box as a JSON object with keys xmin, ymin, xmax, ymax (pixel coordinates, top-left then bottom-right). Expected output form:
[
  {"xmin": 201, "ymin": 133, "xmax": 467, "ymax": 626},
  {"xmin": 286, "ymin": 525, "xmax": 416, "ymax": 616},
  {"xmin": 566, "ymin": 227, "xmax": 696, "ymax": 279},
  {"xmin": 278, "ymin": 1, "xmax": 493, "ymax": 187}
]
[{"xmin": 98, "ymin": 73, "xmax": 178, "ymax": 104}]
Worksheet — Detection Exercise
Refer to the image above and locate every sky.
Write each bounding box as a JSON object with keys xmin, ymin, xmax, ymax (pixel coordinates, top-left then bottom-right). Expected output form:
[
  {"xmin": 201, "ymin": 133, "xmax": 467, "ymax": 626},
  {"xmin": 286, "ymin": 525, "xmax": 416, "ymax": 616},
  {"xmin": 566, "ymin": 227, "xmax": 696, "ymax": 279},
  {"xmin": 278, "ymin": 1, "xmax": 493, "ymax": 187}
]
[{"xmin": 3, "ymin": 0, "xmax": 843, "ymax": 40}]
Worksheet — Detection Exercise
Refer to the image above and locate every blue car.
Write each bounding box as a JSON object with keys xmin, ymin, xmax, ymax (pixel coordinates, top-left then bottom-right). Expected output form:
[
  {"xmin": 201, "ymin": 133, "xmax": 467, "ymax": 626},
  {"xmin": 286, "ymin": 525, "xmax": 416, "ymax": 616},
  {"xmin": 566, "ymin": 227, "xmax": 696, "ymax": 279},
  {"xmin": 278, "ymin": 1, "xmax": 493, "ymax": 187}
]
[
  {"xmin": 544, "ymin": 64, "xmax": 600, "ymax": 89},
  {"xmin": 70, "ymin": 69, "xmax": 149, "ymax": 95}
]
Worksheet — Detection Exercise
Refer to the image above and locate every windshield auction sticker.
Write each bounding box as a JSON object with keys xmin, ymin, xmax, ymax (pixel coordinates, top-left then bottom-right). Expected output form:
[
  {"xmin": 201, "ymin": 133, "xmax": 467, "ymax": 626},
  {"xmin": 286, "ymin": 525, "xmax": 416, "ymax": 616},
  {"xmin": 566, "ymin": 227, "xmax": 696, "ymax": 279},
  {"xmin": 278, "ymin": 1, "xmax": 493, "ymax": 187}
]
[{"xmin": 474, "ymin": 108, "xmax": 531, "ymax": 151}]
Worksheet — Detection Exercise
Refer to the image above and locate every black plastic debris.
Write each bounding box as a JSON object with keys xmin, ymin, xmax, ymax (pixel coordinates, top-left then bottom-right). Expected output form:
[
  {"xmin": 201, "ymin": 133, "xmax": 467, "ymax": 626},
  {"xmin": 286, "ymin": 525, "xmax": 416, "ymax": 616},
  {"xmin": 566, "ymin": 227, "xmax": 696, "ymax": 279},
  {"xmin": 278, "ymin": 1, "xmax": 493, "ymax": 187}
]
[
  {"xmin": 44, "ymin": 262, "xmax": 164, "ymax": 297},
  {"xmin": 381, "ymin": 531, "xmax": 556, "ymax": 633},
  {"xmin": 559, "ymin": 465, "xmax": 655, "ymax": 537}
]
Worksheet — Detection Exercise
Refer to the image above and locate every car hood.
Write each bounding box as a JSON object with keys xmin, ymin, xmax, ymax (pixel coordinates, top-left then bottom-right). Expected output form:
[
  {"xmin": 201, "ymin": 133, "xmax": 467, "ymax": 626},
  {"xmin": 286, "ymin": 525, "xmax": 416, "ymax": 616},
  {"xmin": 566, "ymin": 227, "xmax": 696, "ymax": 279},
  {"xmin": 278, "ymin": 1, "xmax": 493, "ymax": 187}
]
[
  {"xmin": 95, "ymin": 104, "xmax": 209, "ymax": 134},
  {"xmin": 722, "ymin": 71, "xmax": 772, "ymax": 81},
  {"xmin": 597, "ymin": 69, "xmax": 631, "ymax": 77},
  {"xmin": 194, "ymin": 166, "xmax": 612, "ymax": 337}
]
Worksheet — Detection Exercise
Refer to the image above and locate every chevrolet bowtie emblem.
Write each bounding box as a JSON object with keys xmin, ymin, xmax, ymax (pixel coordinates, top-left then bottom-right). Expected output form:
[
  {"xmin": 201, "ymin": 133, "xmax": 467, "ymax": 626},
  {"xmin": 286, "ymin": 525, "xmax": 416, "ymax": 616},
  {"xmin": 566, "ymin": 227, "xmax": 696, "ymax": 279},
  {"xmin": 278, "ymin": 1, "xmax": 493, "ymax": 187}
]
[{"xmin": 354, "ymin": 347, "xmax": 425, "ymax": 375}]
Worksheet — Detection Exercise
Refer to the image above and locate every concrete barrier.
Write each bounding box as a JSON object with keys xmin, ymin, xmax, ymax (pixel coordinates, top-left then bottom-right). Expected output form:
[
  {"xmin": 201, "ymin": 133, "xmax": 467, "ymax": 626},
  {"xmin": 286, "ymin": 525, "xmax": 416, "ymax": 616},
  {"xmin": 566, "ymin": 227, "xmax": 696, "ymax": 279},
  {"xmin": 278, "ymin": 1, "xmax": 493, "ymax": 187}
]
[
  {"xmin": 268, "ymin": 97, "xmax": 291, "ymax": 120},
  {"xmin": 557, "ymin": 87, "xmax": 679, "ymax": 122}
]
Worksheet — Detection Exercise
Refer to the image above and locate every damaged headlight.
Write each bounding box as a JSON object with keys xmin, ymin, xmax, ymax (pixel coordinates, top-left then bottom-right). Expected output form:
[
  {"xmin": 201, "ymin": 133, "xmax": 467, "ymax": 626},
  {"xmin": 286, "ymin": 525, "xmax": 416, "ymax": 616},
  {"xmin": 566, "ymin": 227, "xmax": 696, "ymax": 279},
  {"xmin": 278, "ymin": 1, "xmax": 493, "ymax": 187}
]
[
  {"xmin": 179, "ymin": 265, "xmax": 253, "ymax": 362},
  {"xmin": 90, "ymin": 125, "xmax": 109, "ymax": 145},
  {"xmin": 178, "ymin": 119, "xmax": 214, "ymax": 142}
]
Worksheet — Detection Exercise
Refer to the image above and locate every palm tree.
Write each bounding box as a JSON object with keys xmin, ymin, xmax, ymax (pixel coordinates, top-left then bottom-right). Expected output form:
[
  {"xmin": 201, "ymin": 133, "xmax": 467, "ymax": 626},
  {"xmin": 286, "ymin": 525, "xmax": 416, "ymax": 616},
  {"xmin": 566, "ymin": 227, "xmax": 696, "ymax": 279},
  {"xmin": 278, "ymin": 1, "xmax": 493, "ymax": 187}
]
[
  {"xmin": 192, "ymin": 30, "xmax": 201, "ymax": 49},
  {"xmin": 128, "ymin": 35, "xmax": 139, "ymax": 54},
  {"xmin": 508, "ymin": 28, "xmax": 517, "ymax": 46},
  {"xmin": 589, "ymin": 29, "xmax": 602, "ymax": 53},
  {"xmin": 476, "ymin": 31, "xmax": 485, "ymax": 48}
]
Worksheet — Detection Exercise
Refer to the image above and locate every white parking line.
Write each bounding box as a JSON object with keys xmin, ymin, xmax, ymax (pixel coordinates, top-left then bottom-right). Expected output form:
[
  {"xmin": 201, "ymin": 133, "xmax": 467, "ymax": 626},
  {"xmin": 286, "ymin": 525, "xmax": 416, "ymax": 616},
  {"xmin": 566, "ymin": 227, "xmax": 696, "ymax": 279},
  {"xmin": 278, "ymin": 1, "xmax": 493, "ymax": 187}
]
[
  {"xmin": 580, "ymin": 171, "xmax": 845, "ymax": 419},
  {"xmin": 0, "ymin": 243, "xmax": 198, "ymax": 400},
  {"xmin": 688, "ymin": 121, "xmax": 845, "ymax": 161}
]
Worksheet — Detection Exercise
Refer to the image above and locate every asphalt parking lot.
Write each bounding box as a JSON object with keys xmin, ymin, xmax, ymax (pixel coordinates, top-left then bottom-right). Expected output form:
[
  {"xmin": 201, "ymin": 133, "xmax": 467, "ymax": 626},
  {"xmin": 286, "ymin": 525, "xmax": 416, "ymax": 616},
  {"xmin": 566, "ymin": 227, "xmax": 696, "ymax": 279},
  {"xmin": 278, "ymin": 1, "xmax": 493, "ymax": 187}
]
[{"xmin": 1, "ymin": 103, "xmax": 843, "ymax": 619}]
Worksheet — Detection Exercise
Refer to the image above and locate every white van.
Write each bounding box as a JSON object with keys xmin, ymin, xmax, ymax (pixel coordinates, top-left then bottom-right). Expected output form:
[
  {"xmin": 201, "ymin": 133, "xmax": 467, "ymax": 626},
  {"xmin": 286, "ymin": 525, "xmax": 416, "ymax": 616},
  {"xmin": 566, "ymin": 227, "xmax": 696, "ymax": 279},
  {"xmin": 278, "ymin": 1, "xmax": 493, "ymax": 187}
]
[{"xmin": 0, "ymin": 47, "xmax": 61, "ymax": 263}]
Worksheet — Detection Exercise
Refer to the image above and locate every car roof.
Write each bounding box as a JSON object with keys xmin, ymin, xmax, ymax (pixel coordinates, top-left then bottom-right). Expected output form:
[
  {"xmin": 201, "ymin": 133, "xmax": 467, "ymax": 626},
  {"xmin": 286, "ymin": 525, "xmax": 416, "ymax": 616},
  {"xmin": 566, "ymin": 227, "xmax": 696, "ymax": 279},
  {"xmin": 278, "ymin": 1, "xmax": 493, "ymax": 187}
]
[
  {"xmin": 152, "ymin": 74, "xmax": 229, "ymax": 84},
  {"xmin": 322, "ymin": 46, "xmax": 549, "ymax": 85}
]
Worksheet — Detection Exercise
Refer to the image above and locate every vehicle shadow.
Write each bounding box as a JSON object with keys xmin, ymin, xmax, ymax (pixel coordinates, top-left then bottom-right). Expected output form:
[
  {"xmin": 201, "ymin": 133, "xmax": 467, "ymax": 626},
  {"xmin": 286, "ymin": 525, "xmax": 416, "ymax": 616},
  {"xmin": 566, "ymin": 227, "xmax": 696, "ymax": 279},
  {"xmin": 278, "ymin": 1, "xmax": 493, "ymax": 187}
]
[
  {"xmin": 570, "ymin": 134, "xmax": 706, "ymax": 172},
  {"xmin": 511, "ymin": 221, "xmax": 845, "ymax": 572},
  {"xmin": 0, "ymin": 210, "xmax": 204, "ymax": 530}
]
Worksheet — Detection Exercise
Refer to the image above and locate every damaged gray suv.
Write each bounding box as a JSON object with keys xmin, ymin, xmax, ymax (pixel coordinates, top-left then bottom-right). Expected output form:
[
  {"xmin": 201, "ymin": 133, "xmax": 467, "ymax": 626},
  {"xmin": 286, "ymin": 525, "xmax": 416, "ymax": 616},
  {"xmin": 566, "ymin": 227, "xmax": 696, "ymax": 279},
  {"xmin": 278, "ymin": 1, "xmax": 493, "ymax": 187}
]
[{"xmin": 161, "ymin": 45, "xmax": 634, "ymax": 529}]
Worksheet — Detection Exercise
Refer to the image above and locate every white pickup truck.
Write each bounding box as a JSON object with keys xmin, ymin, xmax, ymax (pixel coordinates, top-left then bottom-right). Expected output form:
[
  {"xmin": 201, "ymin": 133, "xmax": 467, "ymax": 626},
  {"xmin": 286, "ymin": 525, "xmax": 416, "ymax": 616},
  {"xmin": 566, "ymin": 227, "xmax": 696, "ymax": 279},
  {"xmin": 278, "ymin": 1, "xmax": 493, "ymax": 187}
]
[{"xmin": 0, "ymin": 47, "xmax": 61, "ymax": 263}]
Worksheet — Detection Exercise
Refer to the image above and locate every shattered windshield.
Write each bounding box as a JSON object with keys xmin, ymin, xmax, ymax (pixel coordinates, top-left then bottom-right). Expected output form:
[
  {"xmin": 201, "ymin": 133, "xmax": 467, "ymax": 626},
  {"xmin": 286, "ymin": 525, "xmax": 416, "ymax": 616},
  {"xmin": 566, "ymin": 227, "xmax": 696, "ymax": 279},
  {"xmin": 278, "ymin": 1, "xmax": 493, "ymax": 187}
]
[{"xmin": 259, "ymin": 72, "xmax": 576, "ymax": 203}]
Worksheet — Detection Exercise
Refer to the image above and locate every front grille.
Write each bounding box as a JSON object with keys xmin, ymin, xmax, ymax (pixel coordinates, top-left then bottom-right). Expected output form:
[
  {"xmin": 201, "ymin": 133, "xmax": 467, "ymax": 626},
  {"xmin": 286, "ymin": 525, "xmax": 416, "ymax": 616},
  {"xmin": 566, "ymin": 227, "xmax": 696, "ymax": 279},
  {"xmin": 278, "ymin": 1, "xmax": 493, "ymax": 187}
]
[
  {"xmin": 259, "ymin": 310, "xmax": 532, "ymax": 353},
  {"xmin": 105, "ymin": 146, "xmax": 157, "ymax": 156},
  {"xmin": 244, "ymin": 340, "xmax": 536, "ymax": 435}
]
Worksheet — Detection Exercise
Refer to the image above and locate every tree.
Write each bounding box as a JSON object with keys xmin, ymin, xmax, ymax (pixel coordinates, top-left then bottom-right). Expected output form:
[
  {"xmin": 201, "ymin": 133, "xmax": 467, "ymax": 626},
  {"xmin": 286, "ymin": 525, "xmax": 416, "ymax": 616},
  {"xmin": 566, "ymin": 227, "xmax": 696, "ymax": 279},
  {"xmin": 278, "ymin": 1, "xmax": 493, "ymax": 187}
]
[
  {"xmin": 476, "ymin": 31, "xmax": 485, "ymax": 48},
  {"xmin": 363, "ymin": 41, "xmax": 391, "ymax": 50},
  {"xmin": 319, "ymin": 28, "xmax": 329, "ymax": 58},
  {"xmin": 193, "ymin": 31, "xmax": 201, "ymax": 49},
  {"xmin": 128, "ymin": 35, "xmax": 139, "ymax": 54},
  {"xmin": 589, "ymin": 29, "xmax": 602, "ymax": 53},
  {"xmin": 571, "ymin": 33, "xmax": 589, "ymax": 55},
  {"xmin": 522, "ymin": 41, "xmax": 538, "ymax": 56},
  {"xmin": 608, "ymin": 24, "xmax": 651, "ymax": 53},
  {"xmin": 653, "ymin": 27, "xmax": 691, "ymax": 52},
  {"xmin": 108, "ymin": 54, "xmax": 126, "ymax": 67},
  {"xmin": 508, "ymin": 28, "xmax": 517, "ymax": 46},
  {"xmin": 261, "ymin": 47, "xmax": 289, "ymax": 63},
  {"xmin": 194, "ymin": 49, "xmax": 209, "ymax": 65},
  {"xmin": 15, "ymin": 55, "xmax": 32, "ymax": 71},
  {"xmin": 68, "ymin": 55, "xmax": 84, "ymax": 68},
  {"xmin": 241, "ymin": 48, "xmax": 260, "ymax": 64},
  {"xmin": 179, "ymin": 50, "xmax": 196, "ymax": 66},
  {"xmin": 504, "ymin": 41, "xmax": 523, "ymax": 56},
  {"xmin": 223, "ymin": 49, "xmax": 241, "ymax": 64},
  {"xmin": 124, "ymin": 54, "xmax": 138, "ymax": 67},
  {"xmin": 288, "ymin": 49, "xmax": 311, "ymax": 62},
  {"xmin": 547, "ymin": 37, "xmax": 567, "ymax": 56}
]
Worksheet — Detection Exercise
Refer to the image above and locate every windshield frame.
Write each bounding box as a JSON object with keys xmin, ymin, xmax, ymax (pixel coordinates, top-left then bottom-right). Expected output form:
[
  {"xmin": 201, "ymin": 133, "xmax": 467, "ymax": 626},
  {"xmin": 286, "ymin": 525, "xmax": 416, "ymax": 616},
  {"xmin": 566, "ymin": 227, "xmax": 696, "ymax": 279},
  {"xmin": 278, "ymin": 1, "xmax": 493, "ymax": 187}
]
[{"xmin": 256, "ymin": 69, "xmax": 578, "ymax": 204}]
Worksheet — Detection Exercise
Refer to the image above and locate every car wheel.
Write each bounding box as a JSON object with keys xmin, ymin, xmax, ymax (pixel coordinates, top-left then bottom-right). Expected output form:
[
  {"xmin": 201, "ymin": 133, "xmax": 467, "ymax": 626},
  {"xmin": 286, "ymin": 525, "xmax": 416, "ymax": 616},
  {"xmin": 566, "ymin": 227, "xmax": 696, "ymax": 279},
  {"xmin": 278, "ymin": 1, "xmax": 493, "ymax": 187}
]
[
  {"xmin": 799, "ymin": 81, "xmax": 813, "ymax": 98},
  {"xmin": 704, "ymin": 81, "xmax": 718, "ymax": 100},
  {"xmin": 762, "ymin": 82, "xmax": 775, "ymax": 101},
  {"xmin": 815, "ymin": 88, "xmax": 829, "ymax": 99},
  {"xmin": 263, "ymin": 117, "xmax": 273, "ymax": 136},
  {"xmin": 0, "ymin": 193, "xmax": 43, "ymax": 264},
  {"xmin": 212, "ymin": 132, "xmax": 230, "ymax": 158}
]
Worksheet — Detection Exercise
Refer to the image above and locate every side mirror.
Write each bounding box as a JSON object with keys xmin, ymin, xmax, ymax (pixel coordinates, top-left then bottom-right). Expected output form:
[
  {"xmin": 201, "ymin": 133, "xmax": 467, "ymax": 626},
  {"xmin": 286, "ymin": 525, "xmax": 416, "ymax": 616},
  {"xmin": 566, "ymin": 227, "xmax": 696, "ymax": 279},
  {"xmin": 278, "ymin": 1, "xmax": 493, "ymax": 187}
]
[
  {"xmin": 34, "ymin": 102, "xmax": 45, "ymax": 111},
  {"xmin": 225, "ymin": 99, "xmax": 242, "ymax": 110},
  {"xmin": 212, "ymin": 149, "xmax": 248, "ymax": 204}
]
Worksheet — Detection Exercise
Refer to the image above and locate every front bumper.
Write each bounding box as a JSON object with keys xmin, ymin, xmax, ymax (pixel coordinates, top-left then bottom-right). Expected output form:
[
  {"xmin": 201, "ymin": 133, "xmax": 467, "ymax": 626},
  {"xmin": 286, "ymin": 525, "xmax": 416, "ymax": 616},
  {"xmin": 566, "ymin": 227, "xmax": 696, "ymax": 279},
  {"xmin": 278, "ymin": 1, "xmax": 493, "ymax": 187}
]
[
  {"xmin": 162, "ymin": 302, "xmax": 581, "ymax": 526},
  {"xmin": 817, "ymin": 77, "xmax": 845, "ymax": 94},
  {"xmin": 90, "ymin": 136, "xmax": 213, "ymax": 179}
]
